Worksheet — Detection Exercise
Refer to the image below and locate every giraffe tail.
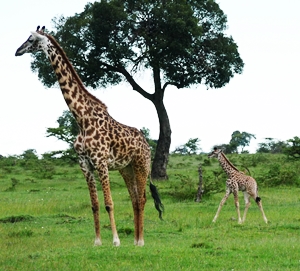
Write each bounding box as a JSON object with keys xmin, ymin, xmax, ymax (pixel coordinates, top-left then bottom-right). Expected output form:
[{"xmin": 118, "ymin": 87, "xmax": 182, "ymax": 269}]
[
  {"xmin": 255, "ymin": 196, "xmax": 261, "ymax": 203},
  {"xmin": 149, "ymin": 181, "xmax": 164, "ymax": 220}
]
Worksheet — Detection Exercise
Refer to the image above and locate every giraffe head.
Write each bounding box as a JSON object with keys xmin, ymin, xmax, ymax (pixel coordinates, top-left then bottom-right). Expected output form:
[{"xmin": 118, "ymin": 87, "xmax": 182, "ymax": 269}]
[
  {"xmin": 208, "ymin": 147, "xmax": 223, "ymax": 158},
  {"xmin": 15, "ymin": 26, "xmax": 48, "ymax": 56}
]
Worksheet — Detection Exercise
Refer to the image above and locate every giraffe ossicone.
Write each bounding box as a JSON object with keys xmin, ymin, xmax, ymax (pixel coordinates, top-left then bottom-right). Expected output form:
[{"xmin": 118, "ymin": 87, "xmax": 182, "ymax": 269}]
[
  {"xmin": 208, "ymin": 147, "xmax": 268, "ymax": 224},
  {"xmin": 15, "ymin": 26, "xmax": 164, "ymax": 246}
]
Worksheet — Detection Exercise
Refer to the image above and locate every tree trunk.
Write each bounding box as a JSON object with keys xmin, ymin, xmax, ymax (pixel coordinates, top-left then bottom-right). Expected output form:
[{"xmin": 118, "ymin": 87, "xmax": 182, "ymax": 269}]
[
  {"xmin": 195, "ymin": 164, "xmax": 203, "ymax": 202},
  {"xmin": 151, "ymin": 99, "xmax": 171, "ymax": 180}
]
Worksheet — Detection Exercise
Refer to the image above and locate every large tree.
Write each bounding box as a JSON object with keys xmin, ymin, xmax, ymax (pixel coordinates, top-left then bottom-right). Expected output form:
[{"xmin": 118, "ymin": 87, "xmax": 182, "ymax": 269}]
[{"xmin": 31, "ymin": 0, "xmax": 244, "ymax": 179}]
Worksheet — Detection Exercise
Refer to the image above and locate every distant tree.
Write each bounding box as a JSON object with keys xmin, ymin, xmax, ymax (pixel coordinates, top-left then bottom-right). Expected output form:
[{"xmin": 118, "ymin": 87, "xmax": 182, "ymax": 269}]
[
  {"xmin": 229, "ymin": 131, "xmax": 256, "ymax": 153},
  {"xmin": 42, "ymin": 149, "xmax": 78, "ymax": 163},
  {"xmin": 31, "ymin": 0, "xmax": 244, "ymax": 179},
  {"xmin": 20, "ymin": 149, "xmax": 39, "ymax": 160},
  {"xmin": 45, "ymin": 110, "xmax": 79, "ymax": 162},
  {"xmin": 140, "ymin": 127, "xmax": 157, "ymax": 159},
  {"xmin": 284, "ymin": 136, "xmax": 300, "ymax": 159},
  {"xmin": 212, "ymin": 143, "xmax": 235, "ymax": 154},
  {"xmin": 256, "ymin": 138, "xmax": 287, "ymax": 153},
  {"xmin": 173, "ymin": 138, "xmax": 201, "ymax": 155},
  {"xmin": 46, "ymin": 110, "xmax": 79, "ymax": 147}
]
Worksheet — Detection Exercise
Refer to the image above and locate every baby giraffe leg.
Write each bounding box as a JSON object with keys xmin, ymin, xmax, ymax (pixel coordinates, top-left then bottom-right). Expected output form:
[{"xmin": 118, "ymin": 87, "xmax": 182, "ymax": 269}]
[
  {"xmin": 256, "ymin": 197, "xmax": 268, "ymax": 224},
  {"xmin": 233, "ymin": 190, "xmax": 242, "ymax": 224},
  {"xmin": 242, "ymin": 192, "xmax": 251, "ymax": 223},
  {"xmin": 213, "ymin": 189, "xmax": 230, "ymax": 223}
]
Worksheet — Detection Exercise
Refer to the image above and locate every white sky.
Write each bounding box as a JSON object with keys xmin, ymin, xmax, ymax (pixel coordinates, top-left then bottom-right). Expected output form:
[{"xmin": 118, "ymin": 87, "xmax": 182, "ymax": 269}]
[{"xmin": 1, "ymin": 0, "xmax": 299, "ymax": 156}]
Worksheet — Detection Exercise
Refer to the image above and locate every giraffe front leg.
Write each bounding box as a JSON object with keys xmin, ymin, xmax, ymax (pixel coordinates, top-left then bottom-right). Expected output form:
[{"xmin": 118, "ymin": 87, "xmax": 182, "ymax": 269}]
[
  {"xmin": 97, "ymin": 166, "xmax": 120, "ymax": 247},
  {"xmin": 78, "ymin": 157, "xmax": 102, "ymax": 246},
  {"xmin": 88, "ymin": 182, "xmax": 102, "ymax": 246},
  {"xmin": 233, "ymin": 191, "xmax": 242, "ymax": 224},
  {"xmin": 213, "ymin": 190, "xmax": 230, "ymax": 223}
]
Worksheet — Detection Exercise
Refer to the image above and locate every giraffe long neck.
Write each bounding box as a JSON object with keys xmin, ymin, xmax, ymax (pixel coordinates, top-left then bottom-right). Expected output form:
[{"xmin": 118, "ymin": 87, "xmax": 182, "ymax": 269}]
[
  {"xmin": 44, "ymin": 34, "xmax": 107, "ymax": 127},
  {"xmin": 218, "ymin": 153, "xmax": 240, "ymax": 177}
]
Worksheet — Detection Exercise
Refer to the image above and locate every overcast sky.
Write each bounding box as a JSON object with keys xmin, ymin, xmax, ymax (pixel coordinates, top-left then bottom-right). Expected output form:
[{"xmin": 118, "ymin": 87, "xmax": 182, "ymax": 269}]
[{"xmin": 1, "ymin": 0, "xmax": 299, "ymax": 156}]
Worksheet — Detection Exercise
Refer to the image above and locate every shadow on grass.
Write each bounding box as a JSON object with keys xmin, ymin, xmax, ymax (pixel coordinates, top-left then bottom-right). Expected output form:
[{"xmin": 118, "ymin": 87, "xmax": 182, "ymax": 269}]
[{"xmin": 0, "ymin": 214, "xmax": 34, "ymax": 223}]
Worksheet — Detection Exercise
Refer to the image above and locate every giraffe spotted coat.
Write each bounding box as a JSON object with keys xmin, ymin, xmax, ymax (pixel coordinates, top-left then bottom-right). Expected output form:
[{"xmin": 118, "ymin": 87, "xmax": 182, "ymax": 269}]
[
  {"xmin": 208, "ymin": 148, "xmax": 268, "ymax": 224},
  {"xmin": 15, "ymin": 26, "xmax": 161, "ymax": 247}
]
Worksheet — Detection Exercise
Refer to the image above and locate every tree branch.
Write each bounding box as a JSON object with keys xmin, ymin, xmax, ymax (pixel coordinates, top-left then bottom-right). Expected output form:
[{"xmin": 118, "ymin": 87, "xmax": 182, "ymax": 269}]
[{"xmin": 100, "ymin": 61, "xmax": 153, "ymax": 101}]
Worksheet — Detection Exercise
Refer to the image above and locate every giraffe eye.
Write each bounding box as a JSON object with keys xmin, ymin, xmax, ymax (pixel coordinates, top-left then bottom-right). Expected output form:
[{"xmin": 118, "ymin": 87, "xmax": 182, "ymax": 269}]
[{"xmin": 27, "ymin": 35, "xmax": 34, "ymax": 43}]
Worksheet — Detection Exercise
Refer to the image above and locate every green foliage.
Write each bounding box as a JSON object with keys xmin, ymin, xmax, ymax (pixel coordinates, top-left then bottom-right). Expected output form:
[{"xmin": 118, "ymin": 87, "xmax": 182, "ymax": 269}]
[
  {"xmin": 30, "ymin": 0, "xmax": 244, "ymax": 180},
  {"xmin": 284, "ymin": 136, "xmax": 300, "ymax": 159},
  {"xmin": 18, "ymin": 149, "xmax": 39, "ymax": 169},
  {"xmin": 32, "ymin": 0, "xmax": 244, "ymax": 90},
  {"xmin": 228, "ymin": 130, "xmax": 256, "ymax": 153},
  {"xmin": 257, "ymin": 137, "xmax": 287, "ymax": 153},
  {"xmin": 140, "ymin": 127, "xmax": 157, "ymax": 159},
  {"xmin": 46, "ymin": 110, "xmax": 79, "ymax": 147},
  {"xmin": 173, "ymin": 138, "xmax": 201, "ymax": 155},
  {"xmin": 20, "ymin": 149, "xmax": 38, "ymax": 160},
  {"xmin": 257, "ymin": 162, "xmax": 299, "ymax": 187},
  {"xmin": 1, "ymin": 158, "xmax": 300, "ymax": 270},
  {"xmin": 43, "ymin": 110, "xmax": 80, "ymax": 163},
  {"xmin": 42, "ymin": 149, "xmax": 78, "ymax": 164},
  {"xmin": 0, "ymin": 215, "xmax": 34, "ymax": 223},
  {"xmin": 31, "ymin": 160, "xmax": 56, "ymax": 180},
  {"xmin": 4, "ymin": 178, "xmax": 20, "ymax": 192}
]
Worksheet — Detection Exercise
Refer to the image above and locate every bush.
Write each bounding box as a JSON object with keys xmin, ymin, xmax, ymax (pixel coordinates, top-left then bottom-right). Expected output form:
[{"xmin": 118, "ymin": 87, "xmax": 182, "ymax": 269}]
[{"xmin": 256, "ymin": 162, "xmax": 300, "ymax": 187}]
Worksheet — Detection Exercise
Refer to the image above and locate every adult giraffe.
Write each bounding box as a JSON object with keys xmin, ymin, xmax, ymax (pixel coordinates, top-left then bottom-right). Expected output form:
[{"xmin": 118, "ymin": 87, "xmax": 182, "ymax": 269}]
[{"xmin": 15, "ymin": 26, "xmax": 163, "ymax": 247}]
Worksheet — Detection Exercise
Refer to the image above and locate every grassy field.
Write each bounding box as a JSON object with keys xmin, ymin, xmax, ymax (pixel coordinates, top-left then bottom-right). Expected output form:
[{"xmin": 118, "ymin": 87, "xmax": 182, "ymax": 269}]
[{"xmin": 0, "ymin": 154, "xmax": 300, "ymax": 270}]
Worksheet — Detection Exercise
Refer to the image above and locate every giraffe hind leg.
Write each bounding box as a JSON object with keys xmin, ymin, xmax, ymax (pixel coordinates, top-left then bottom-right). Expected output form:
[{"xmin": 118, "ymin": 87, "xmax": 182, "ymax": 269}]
[
  {"xmin": 256, "ymin": 197, "xmax": 268, "ymax": 223},
  {"xmin": 120, "ymin": 165, "xmax": 147, "ymax": 246},
  {"xmin": 242, "ymin": 192, "xmax": 251, "ymax": 223}
]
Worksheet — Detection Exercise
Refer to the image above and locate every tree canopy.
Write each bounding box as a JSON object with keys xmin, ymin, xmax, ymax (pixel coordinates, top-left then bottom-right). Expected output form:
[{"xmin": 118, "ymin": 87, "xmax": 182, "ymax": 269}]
[
  {"xmin": 173, "ymin": 138, "xmax": 201, "ymax": 155},
  {"xmin": 229, "ymin": 131, "xmax": 256, "ymax": 153},
  {"xmin": 31, "ymin": 0, "xmax": 244, "ymax": 179},
  {"xmin": 284, "ymin": 136, "xmax": 300, "ymax": 159},
  {"xmin": 46, "ymin": 110, "xmax": 79, "ymax": 147},
  {"xmin": 256, "ymin": 138, "xmax": 287, "ymax": 154}
]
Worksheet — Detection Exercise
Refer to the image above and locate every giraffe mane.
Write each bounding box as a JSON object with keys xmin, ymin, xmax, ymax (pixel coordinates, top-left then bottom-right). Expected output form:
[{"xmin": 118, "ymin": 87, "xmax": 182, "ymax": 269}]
[
  {"xmin": 220, "ymin": 152, "xmax": 240, "ymax": 172},
  {"xmin": 44, "ymin": 33, "xmax": 108, "ymax": 111}
]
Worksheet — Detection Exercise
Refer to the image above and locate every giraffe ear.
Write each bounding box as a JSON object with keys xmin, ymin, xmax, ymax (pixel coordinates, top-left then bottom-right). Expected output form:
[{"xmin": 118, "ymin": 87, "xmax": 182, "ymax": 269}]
[{"xmin": 31, "ymin": 31, "xmax": 44, "ymax": 40}]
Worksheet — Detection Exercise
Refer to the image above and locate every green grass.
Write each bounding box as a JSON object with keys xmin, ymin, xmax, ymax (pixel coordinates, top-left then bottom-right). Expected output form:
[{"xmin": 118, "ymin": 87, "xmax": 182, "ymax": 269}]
[{"xmin": 1, "ymin": 155, "xmax": 300, "ymax": 270}]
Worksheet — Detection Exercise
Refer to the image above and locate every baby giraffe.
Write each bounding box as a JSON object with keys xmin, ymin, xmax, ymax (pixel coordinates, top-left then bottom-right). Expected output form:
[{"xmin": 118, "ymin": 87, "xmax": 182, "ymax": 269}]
[{"xmin": 208, "ymin": 148, "xmax": 268, "ymax": 224}]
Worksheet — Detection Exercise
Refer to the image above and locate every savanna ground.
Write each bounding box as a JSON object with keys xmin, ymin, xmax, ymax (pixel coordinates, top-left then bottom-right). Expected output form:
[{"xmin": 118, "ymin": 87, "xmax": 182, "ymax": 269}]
[{"xmin": 0, "ymin": 153, "xmax": 300, "ymax": 270}]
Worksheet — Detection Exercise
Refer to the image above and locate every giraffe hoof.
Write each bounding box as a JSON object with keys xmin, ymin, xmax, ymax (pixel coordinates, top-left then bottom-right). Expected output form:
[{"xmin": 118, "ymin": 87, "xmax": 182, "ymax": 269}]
[
  {"xmin": 135, "ymin": 239, "xmax": 144, "ymax": 246},
  {"xmin": 94, "ymin": 238, "xmax": 102, "ymax": 246},
  {"xmin": 113, "ymin": 238, "xmax": 121, "ymax": 247}
]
